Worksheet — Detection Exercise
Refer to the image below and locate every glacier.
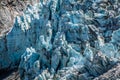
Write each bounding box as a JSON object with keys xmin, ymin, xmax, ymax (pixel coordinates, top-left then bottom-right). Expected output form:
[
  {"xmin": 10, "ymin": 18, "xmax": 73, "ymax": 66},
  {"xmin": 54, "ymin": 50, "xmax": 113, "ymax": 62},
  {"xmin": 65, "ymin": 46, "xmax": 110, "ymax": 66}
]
[{"xmin": 0, "ymin": 0, "xmax": 120, "ymax": 80}]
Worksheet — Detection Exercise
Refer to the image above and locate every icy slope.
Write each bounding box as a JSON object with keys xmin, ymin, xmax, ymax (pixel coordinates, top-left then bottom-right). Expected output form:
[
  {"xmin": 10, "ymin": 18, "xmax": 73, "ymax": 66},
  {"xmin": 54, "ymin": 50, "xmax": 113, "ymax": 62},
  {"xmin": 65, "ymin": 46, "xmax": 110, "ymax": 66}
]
[{"xmin": 0, "ymin": 0, "xmax": 120, "ymax": 80}]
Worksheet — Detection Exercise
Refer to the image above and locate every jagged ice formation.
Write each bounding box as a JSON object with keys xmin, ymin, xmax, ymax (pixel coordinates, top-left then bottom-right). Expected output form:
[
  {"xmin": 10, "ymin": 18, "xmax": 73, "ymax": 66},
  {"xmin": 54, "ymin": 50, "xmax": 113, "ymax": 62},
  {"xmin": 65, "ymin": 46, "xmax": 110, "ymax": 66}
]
[{"xmin": 0, "ymin": 0, "xmax": 120, "ymax": 80}]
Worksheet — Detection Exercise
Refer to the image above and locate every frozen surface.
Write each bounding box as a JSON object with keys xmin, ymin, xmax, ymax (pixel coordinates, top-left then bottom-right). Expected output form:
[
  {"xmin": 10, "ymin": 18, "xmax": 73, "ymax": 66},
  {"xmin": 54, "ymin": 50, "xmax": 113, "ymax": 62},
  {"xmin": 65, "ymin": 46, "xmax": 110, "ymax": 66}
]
[{"xmin": 0, "ymin": 0, "xmax": 120, "ymax": 80}]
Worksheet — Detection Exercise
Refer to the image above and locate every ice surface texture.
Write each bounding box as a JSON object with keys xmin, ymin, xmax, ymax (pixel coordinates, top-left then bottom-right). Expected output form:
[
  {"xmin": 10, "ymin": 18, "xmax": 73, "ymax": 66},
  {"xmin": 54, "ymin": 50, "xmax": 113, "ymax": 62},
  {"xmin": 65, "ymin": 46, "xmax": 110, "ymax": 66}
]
[{"xmin": 0, "ymin": 0, "xmax": 120, "ymax": 80}]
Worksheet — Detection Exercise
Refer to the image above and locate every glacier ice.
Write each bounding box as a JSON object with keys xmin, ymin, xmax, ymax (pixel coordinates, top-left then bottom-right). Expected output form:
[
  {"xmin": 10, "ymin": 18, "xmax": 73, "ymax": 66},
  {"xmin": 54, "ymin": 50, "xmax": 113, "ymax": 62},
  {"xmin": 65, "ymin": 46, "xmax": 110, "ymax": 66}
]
[{"xmin": 0, "ymin": 0, "xmax": 120, "ymax": 80}]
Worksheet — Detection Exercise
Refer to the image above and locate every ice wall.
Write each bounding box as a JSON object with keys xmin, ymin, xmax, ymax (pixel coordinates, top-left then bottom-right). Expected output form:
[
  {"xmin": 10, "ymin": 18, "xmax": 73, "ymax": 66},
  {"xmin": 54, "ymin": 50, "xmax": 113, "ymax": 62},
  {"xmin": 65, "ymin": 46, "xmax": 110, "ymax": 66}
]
[{"xmin": 0, "ymin": 0, "xmax": 120, "ymax": 80}]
